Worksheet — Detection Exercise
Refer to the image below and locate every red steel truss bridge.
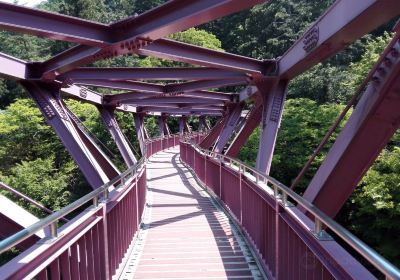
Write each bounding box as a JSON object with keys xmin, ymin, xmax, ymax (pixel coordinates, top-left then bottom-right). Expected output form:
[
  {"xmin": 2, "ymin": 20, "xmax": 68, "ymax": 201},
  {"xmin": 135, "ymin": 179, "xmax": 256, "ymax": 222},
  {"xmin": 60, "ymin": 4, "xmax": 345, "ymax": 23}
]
[{"xmin": 0, "ymin": 0, "xmax": 400, "ymax": 279}]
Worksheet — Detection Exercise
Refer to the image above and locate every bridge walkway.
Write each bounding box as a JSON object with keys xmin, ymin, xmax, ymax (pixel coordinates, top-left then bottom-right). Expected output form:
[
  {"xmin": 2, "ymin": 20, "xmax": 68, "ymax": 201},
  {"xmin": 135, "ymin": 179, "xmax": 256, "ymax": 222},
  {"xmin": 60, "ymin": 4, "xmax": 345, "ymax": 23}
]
[{"xmin": 120, "ymin": 147, "xmax": 264, "ymax": 280}]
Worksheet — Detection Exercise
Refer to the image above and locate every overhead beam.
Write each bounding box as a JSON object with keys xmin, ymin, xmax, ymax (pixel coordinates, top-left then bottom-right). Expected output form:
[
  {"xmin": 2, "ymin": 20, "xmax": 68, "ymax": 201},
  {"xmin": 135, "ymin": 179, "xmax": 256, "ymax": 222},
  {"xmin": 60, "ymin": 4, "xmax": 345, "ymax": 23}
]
[
  {"xmin": 278, "ymin": 0, "xmax": 400, "ymax": 79},
  {"xmin": 0, "ymin": 2, "xmax": 110, "ymax": 47},
  {"xmin": 124, "ymin": 96, "xmax": 226, "ymax": 105},
  {"xmin": 133, "ymin": 103, "xmax": 224, "ymax": 110},
  {"xmin": 141, "ymin": 107, "xmax": 223, "ymax": 116},
  {"xmin": 138, "ymin": 38, "xmax": 266, "ymax": 74},
  {"xmin": 110, "ymin": 0, "xmax": 266, "ymax": 43},
  {"xmin": 104, "ymin": 90, "xmax": 234, "ymax": 105},
  {"xmin": 59, "ymin": 67, "xmax": 247, "ymax": 81},
  {"xmin": 61, "ymin": 85, "xmax": 103, "ymax": 105},
  {"xmin": 74, "ymin": 80, "xmax": 164, "ymax": 93},
  {"xmin": 36, "ymin": 0, "xmax": 266, "ymax": 78},
  {"xmin": 302, "ymin": 35, "xmax": 400, "ymax": 218},
  {"xmin": 165, "ymin": 79, "xmax": 247, "ymax": 93},
  {"xmin": 0, "ymin": 52, "xmax": 28, "ymax": 80}
]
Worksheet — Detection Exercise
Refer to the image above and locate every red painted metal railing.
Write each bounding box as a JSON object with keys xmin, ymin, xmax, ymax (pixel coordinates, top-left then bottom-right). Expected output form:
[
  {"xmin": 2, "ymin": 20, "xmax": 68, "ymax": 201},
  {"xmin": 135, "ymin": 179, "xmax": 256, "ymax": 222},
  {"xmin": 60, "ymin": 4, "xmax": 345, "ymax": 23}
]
[
  {"xmin": 0, "ymin": 132, "xmax": 191, "ymax": 280},
  {"xmin": 180, "ymin": 141, "xmax": 400, "ymax": 280}
]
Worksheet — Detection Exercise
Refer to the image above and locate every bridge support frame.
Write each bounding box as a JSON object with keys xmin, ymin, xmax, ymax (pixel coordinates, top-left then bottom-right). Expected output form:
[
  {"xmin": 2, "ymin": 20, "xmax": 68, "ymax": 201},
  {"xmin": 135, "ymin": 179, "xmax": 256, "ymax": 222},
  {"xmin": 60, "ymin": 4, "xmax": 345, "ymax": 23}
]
[
  {"xmin": 158, "ymin": 115, "xmax": 170, "ymax": 136},
  {"xmin": 302, "ymin": 35, "xmax": 400, "ymax": 217},
  {"xmin": 23, "ymin": 82, "xmax": 119, "ymax": 189},
  {"xmin": 255, "ymin": 80, "xmax": 288, "ymax": 174},
  {"xmin": 133, "ymin": 113, "xmax": 147, "ymax": 156},
  {"xmin": 213, "ymin": 103, "xmax": 244, "ymax": 153},
  {"xmin": 99, "ymin": 106, "xmax": 137, "ymax": 167}
]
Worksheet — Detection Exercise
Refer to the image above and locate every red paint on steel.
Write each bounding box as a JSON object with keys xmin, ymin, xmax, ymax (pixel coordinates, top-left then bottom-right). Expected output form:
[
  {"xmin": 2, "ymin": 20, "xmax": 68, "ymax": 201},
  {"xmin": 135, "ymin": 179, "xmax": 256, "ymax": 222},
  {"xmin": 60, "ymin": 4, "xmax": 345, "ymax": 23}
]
[{"xmin": 182, "ymin": 142, "xmax": 376, "ymax": 280}]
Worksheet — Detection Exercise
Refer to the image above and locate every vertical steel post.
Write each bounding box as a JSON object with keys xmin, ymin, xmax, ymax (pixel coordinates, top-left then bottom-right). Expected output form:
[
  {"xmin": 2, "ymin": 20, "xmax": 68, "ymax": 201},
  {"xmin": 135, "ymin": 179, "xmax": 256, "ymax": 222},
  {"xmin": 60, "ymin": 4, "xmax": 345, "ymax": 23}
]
[
  {"xmin": 255, "ymin": 80, "xmax": 288, "ymax": 174},
  {"xmin": 133, "ymin": 113, "xmax": 147, "ymax": 156}
]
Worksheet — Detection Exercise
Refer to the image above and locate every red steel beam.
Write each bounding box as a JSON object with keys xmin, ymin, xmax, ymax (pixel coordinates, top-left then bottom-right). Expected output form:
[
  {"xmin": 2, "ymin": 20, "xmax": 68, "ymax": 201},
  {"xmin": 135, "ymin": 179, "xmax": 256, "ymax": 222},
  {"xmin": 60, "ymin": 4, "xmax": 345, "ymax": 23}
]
[
  {"xmin": 0, "ymin": 52, "xmax": 28, "ymax": 80},
  {"xmin": 165, "ymin": 79, "xmax": 247, "ymax": 93},
  {"xmin": 138, "ymin": 38, "xmax": 266, "ymax": 75},
  {"xmin": 110, "ymin": 0, "xmax": 267, "ymax": 43},
  {"xmin": 35, "ymin": 0, "xmax": 267, "ymax": 78},
  {"xmin": 140, "ymin": 107, "xmax": 222, "ymax": 116},
  {"xmin": 123, "ymin": 96, "xmax": 226, "ymax": 105},
  {"xmin": 59, "ymin": 67, "xmax": 246, "ymax": 81},
  {"xmin": 198, "ymin": 116, "xmax": 228, "ymax": 149},
  {"xmin": 303, "ymin": 35, "xmax": 400, "ymax": 218},
  {"xmin": 74, "ymin": 80, "xmax": 164, "ymax": 93},
  {"xmin": 103, "ymin": 90, "xmax": 234, "ymax": 105},
  {"xmin": 75, "ymin": 78, "xmax": 245, "ymax": 95},
  {"xmin": 278, "ymin": 0, "xmax": 400, "ymax": 79},
  {"xmin": 137, "ymin": 104, "xmax": 224, "ymax": 110},
  {"xmin": 0, "ymin": 2, "xmax": 110, "ymax": 47},
  {"xmin": 225, "ymin": 102, "xmax": 263, "ymax": 157}
]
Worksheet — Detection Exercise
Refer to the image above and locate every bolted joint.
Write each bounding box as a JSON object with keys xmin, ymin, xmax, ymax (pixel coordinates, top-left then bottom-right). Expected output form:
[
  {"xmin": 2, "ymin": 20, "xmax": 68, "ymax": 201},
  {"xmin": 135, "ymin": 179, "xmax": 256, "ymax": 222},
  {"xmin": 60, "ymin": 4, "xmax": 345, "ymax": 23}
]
[{"xmin": 262, "ymin": 59, "xmax": 279, "ymax": 76}]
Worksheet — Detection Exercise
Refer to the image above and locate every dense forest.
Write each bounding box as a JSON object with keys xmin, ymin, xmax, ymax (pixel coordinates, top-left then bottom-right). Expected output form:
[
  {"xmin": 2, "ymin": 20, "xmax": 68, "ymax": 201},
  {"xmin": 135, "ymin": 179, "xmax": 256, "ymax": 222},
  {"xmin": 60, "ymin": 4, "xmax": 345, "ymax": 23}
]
[{"xmin": 0, "ymin": 0, "xmax": 399, "ymax": 268}]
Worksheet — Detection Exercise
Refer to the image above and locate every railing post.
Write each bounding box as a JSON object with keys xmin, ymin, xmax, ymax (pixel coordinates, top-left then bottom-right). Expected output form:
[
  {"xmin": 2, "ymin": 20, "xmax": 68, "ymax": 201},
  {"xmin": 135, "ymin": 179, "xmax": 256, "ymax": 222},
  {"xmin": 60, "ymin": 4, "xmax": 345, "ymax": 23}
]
[
  {"xmin": 100, "ymin": 202, "xmax": 110, "ymax": 280},
  {"xmin": 135, "ymin": 167, "xmax": 139, "ymax": 226},
  {"xmin": 204, "ymin": 152, "xmax": 207, "ymax": 186},
  {"xmin": 313, "ymin": 217, "xmax": 332, "ymax": 241},
  {"xmin": 239, "ymin": 165, "xmax": 243, "ymax": 224},
  {"xmin": 193, "ymin": 145, "xmax": 196, "ymax": 171},
  {"xmin": 274, "ymin": 189, "xmax": 282, "ymax": 278},
  {"xmin": 49, "ymin": 222, "xmax": 58, "ymax": 239},
  {"xmin": 219, "ymin": 155, "xmax": 222, "ymax": 198},
  {"xmin": 93, "ymin": 196, "xmax": 99, "ymax": 207}
]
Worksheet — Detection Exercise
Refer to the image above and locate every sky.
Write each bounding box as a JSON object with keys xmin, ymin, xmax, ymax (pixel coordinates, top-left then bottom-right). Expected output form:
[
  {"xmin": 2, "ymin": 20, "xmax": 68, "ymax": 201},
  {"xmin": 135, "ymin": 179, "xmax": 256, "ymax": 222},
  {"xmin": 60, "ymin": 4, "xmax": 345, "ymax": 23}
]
[{"xmin": 1, "ymin": 0, "xmax": 44, "ymax": 7}]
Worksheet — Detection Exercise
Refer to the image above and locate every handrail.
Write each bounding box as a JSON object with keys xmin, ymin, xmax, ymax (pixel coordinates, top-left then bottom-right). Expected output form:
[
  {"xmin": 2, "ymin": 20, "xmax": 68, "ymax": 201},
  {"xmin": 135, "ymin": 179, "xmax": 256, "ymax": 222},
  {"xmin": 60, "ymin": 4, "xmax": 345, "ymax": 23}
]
[
  {"xmin": 0, "ymin": 156, "xmax": 145, "ymax": 255},
  {"xmin": 0, "ymin": 182, "xmax": 69, "ymax": 223},
  {"xmin": 0, "ymin": 131, "xmax": 199, "ymax": 255},
  {"xmin": 183, "ymin": 140, "xmax": 400, "ymax": 280}
]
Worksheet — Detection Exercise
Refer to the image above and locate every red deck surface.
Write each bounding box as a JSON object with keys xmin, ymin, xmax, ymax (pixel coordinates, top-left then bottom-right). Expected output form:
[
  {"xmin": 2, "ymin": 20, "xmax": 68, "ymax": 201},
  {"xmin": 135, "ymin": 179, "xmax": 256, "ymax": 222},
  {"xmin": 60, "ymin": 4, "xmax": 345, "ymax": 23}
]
[{"xmin": 131, "ymin": 148, "xmax": 259, "ymax": 280}]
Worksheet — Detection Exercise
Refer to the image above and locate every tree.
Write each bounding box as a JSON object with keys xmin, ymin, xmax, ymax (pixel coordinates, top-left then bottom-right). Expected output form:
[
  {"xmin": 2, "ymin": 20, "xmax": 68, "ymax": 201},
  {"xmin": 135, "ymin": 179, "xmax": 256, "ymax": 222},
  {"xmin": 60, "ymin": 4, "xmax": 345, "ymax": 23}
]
[{"xmin": 238, "ymin": 98, "xmax": 348, "ymax": 191}]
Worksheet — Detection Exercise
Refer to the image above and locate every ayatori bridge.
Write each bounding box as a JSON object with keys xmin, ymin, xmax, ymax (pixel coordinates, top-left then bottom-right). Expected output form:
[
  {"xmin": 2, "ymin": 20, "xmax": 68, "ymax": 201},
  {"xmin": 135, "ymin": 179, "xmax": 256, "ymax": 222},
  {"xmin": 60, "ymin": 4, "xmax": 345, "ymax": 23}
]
[{"xmin": 0, "ymin": 0, "xmax": 400, "ymax": 279}]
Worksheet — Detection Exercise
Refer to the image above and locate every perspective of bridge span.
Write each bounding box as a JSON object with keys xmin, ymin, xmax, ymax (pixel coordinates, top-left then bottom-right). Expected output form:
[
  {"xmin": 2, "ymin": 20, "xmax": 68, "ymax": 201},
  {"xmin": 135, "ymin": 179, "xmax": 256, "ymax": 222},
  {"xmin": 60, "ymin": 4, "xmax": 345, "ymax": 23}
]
[{"xmin": 0, "ymin": 0, "xmax": 399, "ymax": 279}]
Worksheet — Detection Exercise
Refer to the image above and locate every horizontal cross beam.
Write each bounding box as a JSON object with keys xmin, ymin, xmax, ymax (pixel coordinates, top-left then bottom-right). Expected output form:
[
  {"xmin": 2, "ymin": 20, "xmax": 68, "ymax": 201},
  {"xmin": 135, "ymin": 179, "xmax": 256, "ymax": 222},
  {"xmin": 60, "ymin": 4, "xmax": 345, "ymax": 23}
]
[
  {"xmin": 58, "ymin": 67, "xmax": 246, "ymax": 81},
  {"xmin": 0, "ymin": 2, "xmax": 110, "ymax": 47}
]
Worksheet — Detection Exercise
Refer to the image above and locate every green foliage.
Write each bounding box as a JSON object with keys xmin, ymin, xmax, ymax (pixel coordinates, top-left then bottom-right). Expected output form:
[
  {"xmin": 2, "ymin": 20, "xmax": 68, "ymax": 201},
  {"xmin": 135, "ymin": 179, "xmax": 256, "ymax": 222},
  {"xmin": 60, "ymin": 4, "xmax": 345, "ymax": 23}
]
[
  {"xmin": 205, "ymin": 0, "xmax": 334, "ymax": 59},
  {"xmin": 238, "ymin": 98, "xmax": 348, "ymax": 191},
  {"xmin": 288, "ymin": 64, "xmax": 350, "ymax": 104},
  {"xmin": 1, "ymin": 157, "xmax": 74, "ymax": 216},
  {"xmin": 342, "ymin": 147, "xmax": 400, "ymax": 266},
  {"xmin": 138, "ymin": 28, "xmax": 223, "ymax": 68},
  {"xmin": 343, "ymin": 32, "xmax": 394, "ymax": 92}
]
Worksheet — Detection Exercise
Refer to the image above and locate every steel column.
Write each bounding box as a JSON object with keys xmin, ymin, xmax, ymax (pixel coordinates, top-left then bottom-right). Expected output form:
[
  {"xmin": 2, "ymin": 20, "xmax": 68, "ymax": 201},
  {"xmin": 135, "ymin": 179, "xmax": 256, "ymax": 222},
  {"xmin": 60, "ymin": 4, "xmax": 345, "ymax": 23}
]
[
  {"xmin": 213, "ymin": 103, "xmax": 244, "ymax": 153},
  {"xmin": 179, "ymin": 116, "xmax": 188, "ymax": 134},
  {"xmin": 226, "ymin": 102, "xmax": 263, "ymax": 157},
  {"xmin": 302, "ymin": 36, "xmax": 400, "ymax": 217},
  {"xmin": 255, "ymin": 80, "xmax": 288, "ymax": 174},
  {"xmin": 133, "ymin": 113, "xmax": 147, "ymax": 155},
  {"xmin": 22, "ymin": 82, "xmax": 119, "ymax": 189},
  {"xmin": 199, "ymin": 116, "xmax": 207, "ymax": 131},
  {"xmin": 158, "ymin": 116, "xmax": 165, "ymax": 137},
  {"xmin": 198, "ymin": 116, "xmax": 228, "ymax": 149},
  {"xmin": 98, "ymin": 106, "xmax": 137, "ymax": 167}
]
